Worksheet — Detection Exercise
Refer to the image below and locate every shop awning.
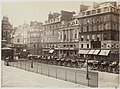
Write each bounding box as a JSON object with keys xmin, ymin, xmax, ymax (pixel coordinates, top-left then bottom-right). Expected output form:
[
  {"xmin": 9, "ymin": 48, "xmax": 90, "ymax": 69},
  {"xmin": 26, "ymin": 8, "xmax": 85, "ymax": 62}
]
[
  {"xmin": 1, "ymin": 47, "xmax": 12, "ymax": 50},
  {"xmin": 49, "ymin": 50, "xmax": 54, "ymax": 53},
  {"xmin": 93, "ymin": 50, "xmax": 100, "ymax": 55},
  {"xmin": 99, "ymin": 50, "xmax": 110, "ymax": 56},
  {"xmin": 42, "ymin": 49, "xmax": 49, "ymax": 51},
  {"xmin": 88, "ymin": 50, "xmax": 95, "ymax": 54},
  {"xmin": 78, "ymin": 50, "xmax": 89, "ymax": 54}
]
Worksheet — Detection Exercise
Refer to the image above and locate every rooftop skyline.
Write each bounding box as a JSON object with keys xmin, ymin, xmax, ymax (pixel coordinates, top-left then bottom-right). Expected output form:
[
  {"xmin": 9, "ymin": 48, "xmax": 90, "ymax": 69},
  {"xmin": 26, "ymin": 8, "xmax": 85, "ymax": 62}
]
[{"xmin": 2, "ymin": 0, "xmax": 119, "ymax": 27}]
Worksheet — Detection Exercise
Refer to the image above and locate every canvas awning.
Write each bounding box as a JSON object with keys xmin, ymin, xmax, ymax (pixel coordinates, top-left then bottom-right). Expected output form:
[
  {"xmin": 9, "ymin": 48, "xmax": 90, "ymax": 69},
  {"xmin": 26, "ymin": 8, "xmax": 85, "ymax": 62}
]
[
  {"xmin": 1, "ymin": 47, "xmax": 12, "ymax": 50},
  {"xmin": 78, "ymin": 50, "xmax": 89, "ymax": 54},
  {"xmin": 99, "ymin": 50, "xmax": 110, "ymax": 56},
  {"xmin": 42, "ymin": 49, "xmax": 49, "ymax": 51},
  {"xmin": 49, "ymin": 50, "xmax": 54, "ymax": 53},
  {"xmin": 88, "ymin": 50, "xmax": 95, "ymax": 54},
  {"xmin": 93, "ymin": 50, "xmax": 100, "ymax": 55}
]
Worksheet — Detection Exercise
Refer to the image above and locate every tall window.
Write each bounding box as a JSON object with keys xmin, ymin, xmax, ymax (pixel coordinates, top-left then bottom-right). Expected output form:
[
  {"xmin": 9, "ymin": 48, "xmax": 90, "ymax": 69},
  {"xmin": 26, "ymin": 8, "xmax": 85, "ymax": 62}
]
[
  {"xmin": 87, "ymin": 44, "xmax": 89, "ymax": 48},
  {"xmin": 92, "ymin": 35, "xmax": 95, "ymax": 41},
  {"xmin": 81, "ymin": 44, "xmax": 83, "ymax": 48},
  {"xmin": 75, "ymin": 34, "xmax": 77, "ymax": 39},
  {"xmin": 75, "ymin": 30, "xmax": 77, "ymax": 39},
  {"xmin": 64, "ymin": 34, "xmax": 66, "ymax": 41},
  {"xmin": 97, "ymin": 34, "xmax": 100, "ymax": 41},
  {"xmin": 97, "ymin": 24, "xmax": 99, "ymax": 31},
  {"xmin": 17, "ymin": 39, "xmax": 20, "ymax": 43},
  {"xmin": 87, "ymin": 26, "xmax": 89, "ymax": 32},
  {"xmin": 87, "ymin": 35, "xmax": 89, "ymax": 41},
  {"xmin": 104, "ymin": 23, "xmax": 107, "ymax": 30},
  {"xmin": 81, "ymin": 27, "xmax": 83, "ymax": 32},
  {"xmin": 81, "ymin": 35, "xmax": 84, "ymax": 41}
]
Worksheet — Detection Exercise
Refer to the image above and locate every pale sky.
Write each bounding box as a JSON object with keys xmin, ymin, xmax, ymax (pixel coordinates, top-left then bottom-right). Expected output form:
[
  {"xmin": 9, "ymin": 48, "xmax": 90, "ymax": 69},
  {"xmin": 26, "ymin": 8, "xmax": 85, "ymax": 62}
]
[{"xmin": 2, "ymin": 0, "xmax": 119, "ymax": 27}]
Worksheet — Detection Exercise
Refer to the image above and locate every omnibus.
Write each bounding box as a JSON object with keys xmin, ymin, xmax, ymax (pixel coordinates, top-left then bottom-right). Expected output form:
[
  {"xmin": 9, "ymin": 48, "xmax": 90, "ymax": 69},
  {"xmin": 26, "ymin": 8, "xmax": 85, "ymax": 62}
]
[{"xmin": 1, "ymin": 47, "xmax": 14, "ymax": 62}]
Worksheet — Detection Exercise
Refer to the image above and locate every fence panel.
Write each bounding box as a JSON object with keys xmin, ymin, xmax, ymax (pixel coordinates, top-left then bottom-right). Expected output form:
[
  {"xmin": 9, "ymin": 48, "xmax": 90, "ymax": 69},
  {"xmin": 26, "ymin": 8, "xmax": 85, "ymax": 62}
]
[
  {"xmin": 9, "ymin": 61, "xmax": 98, "ymax": 87},
  {"xmin": 66, "ymin": 69, "xmax": 75, "ymax": 83},
  {"xmin": 49, "ymin": 67, "xmax": 57, "ymax": 78},
  {"xmin": 41, "ymin": 66, "xmax": 49, "ymax": 76},
  {"xmin": 57, "ymin": 68, "xmax": 66, "ymax": 80},
  {"xmin": 21, "ymin": 61, "xmax": 25, "ymax": 70},
  {"xmin": 37, "ymin": 64, "xmax": 42, "ymax": 74},
  {"xmin": 89, "ymin": 71, "xmax": 98, "ymax": 87},
  {"xmin": 76, "ymin": 70, "xmax": 88, "ymax": 86}
]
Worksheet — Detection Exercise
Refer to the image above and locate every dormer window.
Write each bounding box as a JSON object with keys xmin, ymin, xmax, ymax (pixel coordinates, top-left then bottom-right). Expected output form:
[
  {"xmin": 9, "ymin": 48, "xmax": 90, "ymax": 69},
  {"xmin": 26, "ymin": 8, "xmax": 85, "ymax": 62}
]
[
  {"xmin": 104, "ymin": 7, "xmax": 109, "ymax": 12},
  {"xmin": 82, "ymin": 12, "xmax": 85, "ymax": 16},
  {"xmin": 86, "ymin": 11, "xmax": 90, "ymax": 15},
  {"xmin": 57, "ymin": 18, "xmax": 59, "ymax": 21},
  {"xmin": 92, "ymin": 10, "xmax": 96, "ymax": 14},
  {"xmin": 97, "ymin": 9, "xmax": 102, "ymax": 13}
]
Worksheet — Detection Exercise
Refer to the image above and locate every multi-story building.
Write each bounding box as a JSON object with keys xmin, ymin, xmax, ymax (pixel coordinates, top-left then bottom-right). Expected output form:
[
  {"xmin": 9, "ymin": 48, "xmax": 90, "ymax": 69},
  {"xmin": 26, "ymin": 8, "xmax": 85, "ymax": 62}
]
[
  {"xmin": 2, "ymin": 16, "xmax": 14, "ymax": 47},
  {"xmin": 42, "ymin": 10, "xmax": 74, "ymax": 56},
  {"xmin": 58, "ymin": 15, "xmax": 79, "ymax": 57},
  {"xmin": 27, "ymin": 21, "xmax": 43, "ymax": 55},
  {"xmin": 12, "ymin": 23, "xmax": 30, "ymax": 53},
  {"xmin": 77, "ymin": 2, "xmax": 119, "ymax": 61}
]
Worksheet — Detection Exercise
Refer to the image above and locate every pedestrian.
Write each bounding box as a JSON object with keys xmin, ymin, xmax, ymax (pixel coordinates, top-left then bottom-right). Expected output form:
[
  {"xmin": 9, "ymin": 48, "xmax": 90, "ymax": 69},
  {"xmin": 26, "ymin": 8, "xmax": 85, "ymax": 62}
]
[
  {"xmin": 6, "ymin": 57, "xmax": 9, "ymax": 66},
  {"xmin": 31, "ymin": 56, "xmax": 33, "ymax": 68}
]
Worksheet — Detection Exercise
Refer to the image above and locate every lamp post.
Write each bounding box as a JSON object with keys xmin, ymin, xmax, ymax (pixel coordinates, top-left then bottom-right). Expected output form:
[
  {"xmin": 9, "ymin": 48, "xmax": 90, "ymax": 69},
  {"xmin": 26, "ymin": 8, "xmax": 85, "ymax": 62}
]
[
  {"xmin": 23, "ymin": 49, "xmax": 27, "ymax": 69},
  {"xmin": 86, "ymin": 55, "xmax": 90, "ymax": 86}
]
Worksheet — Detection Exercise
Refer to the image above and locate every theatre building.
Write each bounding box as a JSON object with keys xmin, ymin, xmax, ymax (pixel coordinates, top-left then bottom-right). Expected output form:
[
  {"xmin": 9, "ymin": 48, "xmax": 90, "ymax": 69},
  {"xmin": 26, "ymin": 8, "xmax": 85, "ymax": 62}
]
[
  {"xmin": 78, "ymin": 2, "xmax": 119, "ymax": 61},
  {"xmin": 42, "ymin": 10, "xmax": 74, "ymax": 56},
  {"xmin": 58, "ymin": 16, "xmax": 79, "ymax": 57}
]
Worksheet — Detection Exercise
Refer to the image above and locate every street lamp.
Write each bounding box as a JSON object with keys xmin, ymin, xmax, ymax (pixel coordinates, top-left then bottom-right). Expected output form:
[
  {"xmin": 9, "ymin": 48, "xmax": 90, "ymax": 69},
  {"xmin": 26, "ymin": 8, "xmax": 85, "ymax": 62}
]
[
  {"xmin": 31, "ymin": 55, "xmax": 33, "ymax": 68},
  {"xmin": 86, "ymin": 55, "xmax": 90, "ymax": 86}
]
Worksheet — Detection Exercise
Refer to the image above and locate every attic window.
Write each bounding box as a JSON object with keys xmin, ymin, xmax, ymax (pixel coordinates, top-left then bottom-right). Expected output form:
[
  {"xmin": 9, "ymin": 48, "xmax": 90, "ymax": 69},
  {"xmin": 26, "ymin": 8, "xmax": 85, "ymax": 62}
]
[
  {"xmin": 92, "ymin": 10, "xmax": 96, "ymax": 14},
  {"xmin": 97, "ymin": 9, "xmax": 102, "ymax": 13},
  {"xmin": 104, "ymin": 7, "xmax": 109, "ymax": 12},
  {"xmin": 86, "ymin": 11, "xmax": 90, "ymax": 15}
]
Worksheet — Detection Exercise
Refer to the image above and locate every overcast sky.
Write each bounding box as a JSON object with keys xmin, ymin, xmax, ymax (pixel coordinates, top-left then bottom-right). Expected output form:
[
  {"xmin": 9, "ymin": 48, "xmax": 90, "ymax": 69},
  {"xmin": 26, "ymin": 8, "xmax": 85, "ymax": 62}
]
[{"xmin": 2, "ymin": 0, "xmax": 119, "ymax": 27}]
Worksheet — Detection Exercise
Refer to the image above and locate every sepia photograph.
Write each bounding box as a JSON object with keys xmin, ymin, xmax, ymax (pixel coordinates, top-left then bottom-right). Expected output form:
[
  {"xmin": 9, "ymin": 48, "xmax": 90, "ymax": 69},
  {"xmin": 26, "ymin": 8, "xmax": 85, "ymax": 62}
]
[{"xmin": 1, "ymin": 0, "xmax": 120, "ymax": 88}]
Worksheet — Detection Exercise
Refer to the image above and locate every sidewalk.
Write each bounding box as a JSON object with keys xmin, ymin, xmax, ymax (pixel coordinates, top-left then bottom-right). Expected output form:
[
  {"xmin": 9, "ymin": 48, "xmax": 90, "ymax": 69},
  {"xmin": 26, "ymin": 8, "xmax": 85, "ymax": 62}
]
[{"xmin": 1, "ymin": 62, "xmax": 86, "ymax": 87}]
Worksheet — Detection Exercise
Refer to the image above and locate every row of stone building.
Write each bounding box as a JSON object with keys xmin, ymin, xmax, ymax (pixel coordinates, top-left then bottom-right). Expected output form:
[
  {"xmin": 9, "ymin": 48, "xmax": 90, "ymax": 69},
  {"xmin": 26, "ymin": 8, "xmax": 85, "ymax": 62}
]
[
  {"xmin": 2, "ymin": 2, "xmax": 120, "ymax": 61},
  {"xmin": 40, "ymin": 2, "xmax": 119, "ymax": 61}
]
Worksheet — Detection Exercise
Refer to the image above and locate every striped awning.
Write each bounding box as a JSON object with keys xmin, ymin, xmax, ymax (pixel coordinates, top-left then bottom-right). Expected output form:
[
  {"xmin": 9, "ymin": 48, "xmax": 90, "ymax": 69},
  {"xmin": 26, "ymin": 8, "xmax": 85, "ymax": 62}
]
[
  {"xmin": 78, "ymin": 50, "xmax": 89, "ymax": 54},
  {"xmin": 93, "ymin": 50, "xmax": 100, "ymax": 55},
  {"xmin": 99, "ymin": 50, "xmax": 110, "ymax": 56},
  {"xmin": 88, "ymin": 50, "xmax": 95, "ymax": 54}
]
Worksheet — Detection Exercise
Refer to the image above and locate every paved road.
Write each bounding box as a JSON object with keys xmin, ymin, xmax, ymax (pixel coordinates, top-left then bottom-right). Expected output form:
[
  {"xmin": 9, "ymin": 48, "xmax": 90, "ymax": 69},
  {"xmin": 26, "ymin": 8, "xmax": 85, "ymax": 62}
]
[
  {"xmin": 1, "ymin": 61, "xmax": 86, "ymax": 87},
  {"xmin": 2, "ymin": 61, "xmax": 119, "ymax": 87}
]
